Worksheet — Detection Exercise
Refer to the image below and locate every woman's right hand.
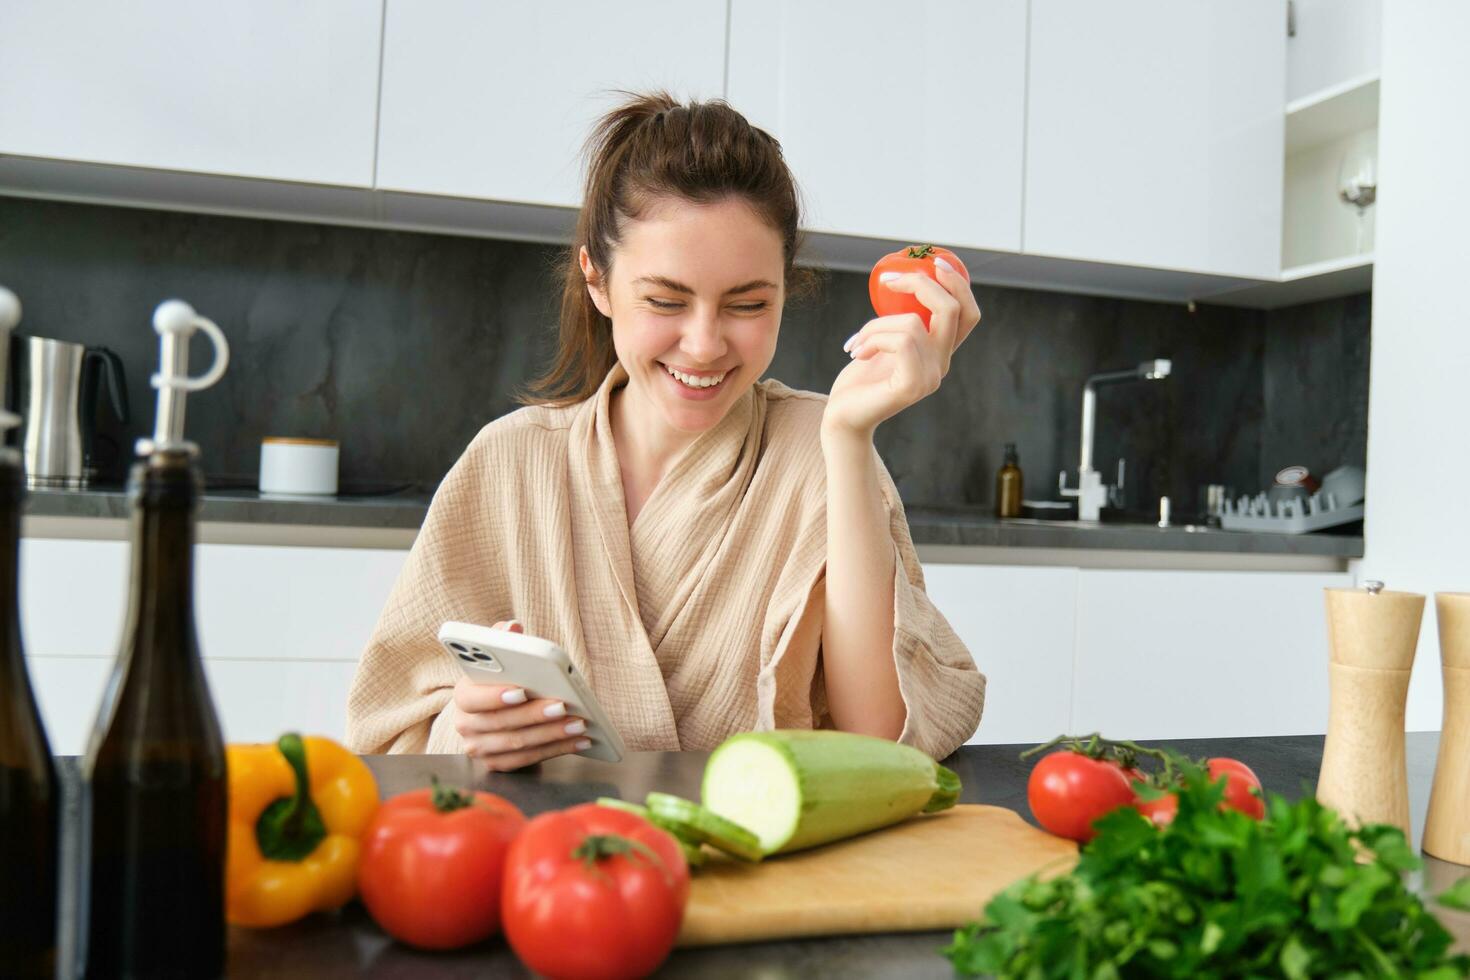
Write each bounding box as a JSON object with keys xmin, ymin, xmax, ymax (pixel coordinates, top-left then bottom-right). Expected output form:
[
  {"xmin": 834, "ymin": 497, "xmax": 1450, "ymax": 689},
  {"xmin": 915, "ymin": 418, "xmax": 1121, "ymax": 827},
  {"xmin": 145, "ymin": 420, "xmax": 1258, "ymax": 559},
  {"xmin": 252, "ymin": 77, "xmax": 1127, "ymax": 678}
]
[{"xmin": 451, "ymin": 620, "xmax": 592, "ymax": 772}]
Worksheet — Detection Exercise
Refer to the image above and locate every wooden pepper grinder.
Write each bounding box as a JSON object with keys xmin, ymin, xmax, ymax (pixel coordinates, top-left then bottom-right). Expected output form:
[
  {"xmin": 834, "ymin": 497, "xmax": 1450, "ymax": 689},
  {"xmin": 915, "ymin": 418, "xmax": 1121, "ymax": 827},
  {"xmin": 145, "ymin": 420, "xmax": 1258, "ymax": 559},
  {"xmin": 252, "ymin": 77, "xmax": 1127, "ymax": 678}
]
[
  {"xmin": 1424, "ymin": 592, "xmax": 1470, "ymax": 863},
  {"xmin": 1317, "ymin": 582, "xmax": 1425, "ymax": 837}
]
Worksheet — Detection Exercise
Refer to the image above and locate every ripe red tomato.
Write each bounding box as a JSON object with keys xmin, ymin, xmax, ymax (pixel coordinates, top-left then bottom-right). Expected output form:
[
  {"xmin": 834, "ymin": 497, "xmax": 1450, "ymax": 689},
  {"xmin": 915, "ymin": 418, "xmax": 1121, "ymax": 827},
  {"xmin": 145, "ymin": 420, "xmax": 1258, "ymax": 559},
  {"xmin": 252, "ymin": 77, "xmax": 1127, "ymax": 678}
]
[
  {"xmin": 502, "ymin": 803, "xmax": 689, "ymax": 980},
  {"xmin": 357, "ymin": 783, "xmax": 526, "ymax": 950},
  {"xmin": 1208, "ymin": 757, "xmax": 1265, "ymax": 819},
  {"xmin": 1135, "ymin": 758, "xmax": 1265, "ymax": 827},
  {"xmin": 1135, "ymin": 792, "xmax": 1180, "ymax": 827},
  {"xmin": 1027, "ymin": 751, "xmax": 1138, "ymax": 843},
  {"xmin": 868, "ymin": 244, "xmax": 970, "ymax": 330}
]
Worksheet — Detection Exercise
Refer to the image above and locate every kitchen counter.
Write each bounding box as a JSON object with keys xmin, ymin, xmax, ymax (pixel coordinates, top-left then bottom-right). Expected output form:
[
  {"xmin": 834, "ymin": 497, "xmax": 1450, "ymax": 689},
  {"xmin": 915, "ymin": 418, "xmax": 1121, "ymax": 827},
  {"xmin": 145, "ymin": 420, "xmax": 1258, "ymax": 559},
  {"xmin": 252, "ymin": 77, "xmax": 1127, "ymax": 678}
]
[
  {"xmin": 24, "ymin": 487, "xmax": 1363, "ymax": 563},
  {"xmin": 50, "ymin": 733, "xmax": 1466, "ymax": 978}
]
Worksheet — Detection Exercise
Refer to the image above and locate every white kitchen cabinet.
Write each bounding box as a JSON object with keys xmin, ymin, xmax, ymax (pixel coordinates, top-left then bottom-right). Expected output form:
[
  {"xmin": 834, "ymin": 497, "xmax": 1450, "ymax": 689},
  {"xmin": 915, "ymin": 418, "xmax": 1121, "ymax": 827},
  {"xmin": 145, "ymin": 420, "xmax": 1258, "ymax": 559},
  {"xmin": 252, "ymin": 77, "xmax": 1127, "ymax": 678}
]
[
  {"xmin": 0, "ymin": 1, "xmax": 383, "ymax": 186},
  {"xmin": 727, "ymin": 0, "xmax": 1028, "ymax": 250},
  {"xmin": 19, "ymin": 537, "xmax": 407, "ymax": 753},
  {"xmin": 23, "ymin": 656, "xmax": 363, "ymax": 756},
  {"xmin": 375, "ymin": 0, "xmax": 726, "ymax": 208},
  {"xmin": 1023, "ymin": 0, "xmax": 1286, "ymax": 279},
  {"xmin": 922, "ymin": 563, "xmax": 1078, "ymax": 746},
  {"xmin": 1070, "ymin": 568, "xmax": 1351, "ymax": 740},
  {"xmin": 1287, "ymin": 0, "xmax": 1381, "ymax": 103}
]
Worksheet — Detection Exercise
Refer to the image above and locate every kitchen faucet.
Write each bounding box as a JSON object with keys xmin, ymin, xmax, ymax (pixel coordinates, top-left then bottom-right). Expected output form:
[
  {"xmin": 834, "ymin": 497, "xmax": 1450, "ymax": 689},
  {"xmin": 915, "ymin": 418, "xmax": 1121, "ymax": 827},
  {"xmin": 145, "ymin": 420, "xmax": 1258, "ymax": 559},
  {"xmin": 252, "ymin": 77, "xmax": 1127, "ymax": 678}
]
[{"xmin": 1059, "ymin": 359, "xmax": 1172, "ymax": 521}]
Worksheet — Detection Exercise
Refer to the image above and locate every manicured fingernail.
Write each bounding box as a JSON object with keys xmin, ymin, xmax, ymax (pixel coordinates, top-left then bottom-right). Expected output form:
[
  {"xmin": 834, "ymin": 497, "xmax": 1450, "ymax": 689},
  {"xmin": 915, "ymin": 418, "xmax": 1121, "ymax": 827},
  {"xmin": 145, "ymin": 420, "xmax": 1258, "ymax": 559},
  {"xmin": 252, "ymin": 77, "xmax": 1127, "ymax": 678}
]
[
  {"xmin": 878, "ymin": 271, "xmax": 901, "ymax": 283},
  {"xmin": 842, "ymin": 331, "xmax": 861, "ymax": 352},
  {"xmin": 934, "ymin": 257, "xmax": 955, "ymax": 274},
  {"xmin": 575, "ymin": 738, "xmax": 593, "ymax": 751},
  {"xmin": 502, "ymin": 688, "xmax": 527, "ymax": 705},
  {"xmin": 564, "ymin": 719, "xmax": 587, "ymax": 735},
  {"xmin": 544, "ymin": 701, "xmax": 567, "ymax": 719}
]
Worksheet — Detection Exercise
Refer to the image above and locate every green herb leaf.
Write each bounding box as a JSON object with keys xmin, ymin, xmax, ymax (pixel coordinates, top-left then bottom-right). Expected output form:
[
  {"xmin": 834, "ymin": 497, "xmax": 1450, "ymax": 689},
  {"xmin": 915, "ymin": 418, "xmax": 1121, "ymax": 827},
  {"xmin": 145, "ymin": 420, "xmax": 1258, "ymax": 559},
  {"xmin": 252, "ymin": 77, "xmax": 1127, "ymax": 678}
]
[
  {"xmin": 943, "ymin": 748, "xmax": 1470, "ymax": 979},
  {"xmin": 1439, "ymin": 876, "xmax": 1470, "ymax": 912}
]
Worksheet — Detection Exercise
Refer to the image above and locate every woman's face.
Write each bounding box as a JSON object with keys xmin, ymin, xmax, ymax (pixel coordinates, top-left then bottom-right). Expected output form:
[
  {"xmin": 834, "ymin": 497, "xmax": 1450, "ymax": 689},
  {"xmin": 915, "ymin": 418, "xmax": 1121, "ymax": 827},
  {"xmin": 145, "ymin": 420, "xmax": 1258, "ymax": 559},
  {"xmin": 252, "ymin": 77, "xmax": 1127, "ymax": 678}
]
[{"xmin": 582, "ymin": 196, "xmax": 785, "ymax": 436}]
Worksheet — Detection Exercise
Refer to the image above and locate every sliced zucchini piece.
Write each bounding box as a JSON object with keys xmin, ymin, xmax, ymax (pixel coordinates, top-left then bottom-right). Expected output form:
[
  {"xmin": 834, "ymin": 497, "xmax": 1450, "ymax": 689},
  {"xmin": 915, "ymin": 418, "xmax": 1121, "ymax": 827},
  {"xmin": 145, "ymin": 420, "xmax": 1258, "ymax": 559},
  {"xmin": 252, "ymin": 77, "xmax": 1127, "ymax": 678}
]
[
  {"xmin": 594, "ymin": 796, "xmax": 651, "ymax": 818},
  {"xmin": 644, "ymin": 791, "xmax": 763, "ymax": 862}
]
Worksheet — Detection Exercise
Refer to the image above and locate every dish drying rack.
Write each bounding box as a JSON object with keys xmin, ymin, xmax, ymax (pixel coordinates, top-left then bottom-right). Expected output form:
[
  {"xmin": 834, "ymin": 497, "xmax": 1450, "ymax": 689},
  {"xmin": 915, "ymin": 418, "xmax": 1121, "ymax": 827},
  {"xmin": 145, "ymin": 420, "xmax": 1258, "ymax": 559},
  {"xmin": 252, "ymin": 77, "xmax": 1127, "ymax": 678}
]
[{"xmin": 1218, "ymin": 492, "xmax": 1364, "ymax": 535}]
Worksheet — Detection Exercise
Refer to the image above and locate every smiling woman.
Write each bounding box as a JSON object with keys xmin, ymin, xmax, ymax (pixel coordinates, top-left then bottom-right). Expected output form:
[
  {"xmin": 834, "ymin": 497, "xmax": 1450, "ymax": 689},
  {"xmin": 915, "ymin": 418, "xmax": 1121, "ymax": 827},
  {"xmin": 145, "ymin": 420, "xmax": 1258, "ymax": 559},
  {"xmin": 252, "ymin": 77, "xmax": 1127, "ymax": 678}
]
[{"xmin": 345, "ymin": 92, "xmax": 986, "ymax": 770}]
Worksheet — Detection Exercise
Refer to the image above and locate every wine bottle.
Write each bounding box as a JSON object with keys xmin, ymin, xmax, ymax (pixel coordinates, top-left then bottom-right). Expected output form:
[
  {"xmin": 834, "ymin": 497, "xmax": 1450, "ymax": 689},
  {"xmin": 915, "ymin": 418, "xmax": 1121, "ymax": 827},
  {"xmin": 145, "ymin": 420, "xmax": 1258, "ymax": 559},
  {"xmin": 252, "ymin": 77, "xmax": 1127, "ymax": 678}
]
[
  {"xmin": 81, "ymin": 301, "xmax": 231, "ymax": 979},
  {"xmin": 0, "ymin": 286, "xmax": 60, "ymax": 979}
]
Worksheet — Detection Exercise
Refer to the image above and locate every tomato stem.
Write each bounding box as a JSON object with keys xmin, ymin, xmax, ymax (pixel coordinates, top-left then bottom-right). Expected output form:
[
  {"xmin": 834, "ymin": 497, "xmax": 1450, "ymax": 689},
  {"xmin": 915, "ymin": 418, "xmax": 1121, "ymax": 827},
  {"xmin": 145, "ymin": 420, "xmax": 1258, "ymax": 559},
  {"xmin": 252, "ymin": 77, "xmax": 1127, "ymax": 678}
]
[
  {"xmin": 428, "ymin": 774, "xmax": 477, "ymax": 813},
  {"xmin": 905, "ymin": 244, "xmax": 936, "ymax": 259},
  {"xmin": 572, "ymin": 833, "xmax": 660, "ymax": 870}
]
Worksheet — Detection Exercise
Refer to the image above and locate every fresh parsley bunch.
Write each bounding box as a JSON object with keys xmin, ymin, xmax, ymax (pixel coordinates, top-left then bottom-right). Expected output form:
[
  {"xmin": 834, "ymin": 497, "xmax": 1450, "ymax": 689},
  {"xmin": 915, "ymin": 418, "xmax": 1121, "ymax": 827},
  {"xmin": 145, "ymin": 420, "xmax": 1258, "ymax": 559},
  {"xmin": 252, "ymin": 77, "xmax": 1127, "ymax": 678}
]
[{"xmin": 945, "ymin": 758, "xmax": 1470, "ymax": 979}]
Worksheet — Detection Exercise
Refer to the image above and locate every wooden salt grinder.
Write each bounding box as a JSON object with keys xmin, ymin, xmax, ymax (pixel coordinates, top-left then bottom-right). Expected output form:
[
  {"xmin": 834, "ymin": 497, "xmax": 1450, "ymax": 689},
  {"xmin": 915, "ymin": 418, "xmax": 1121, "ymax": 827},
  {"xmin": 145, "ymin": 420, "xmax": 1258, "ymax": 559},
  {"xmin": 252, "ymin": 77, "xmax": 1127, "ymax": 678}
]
[
  {"xmin": 1424, "ymin": 592, "xmax": 1470, "ymax": 863},
  {"xmin": 1317, "ymin": 582, "xmax": 1425, "ymax": 837}
]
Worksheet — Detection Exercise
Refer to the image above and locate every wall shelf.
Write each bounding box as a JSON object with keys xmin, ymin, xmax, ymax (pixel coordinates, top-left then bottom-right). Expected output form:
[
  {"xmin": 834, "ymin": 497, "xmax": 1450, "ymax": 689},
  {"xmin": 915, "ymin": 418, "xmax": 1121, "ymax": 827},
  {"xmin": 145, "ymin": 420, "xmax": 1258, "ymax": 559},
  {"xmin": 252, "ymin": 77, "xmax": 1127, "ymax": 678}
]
[
  {"xmin": 1286, "ymin": 73, "xmax": 1380, "ymax": 154},
  {"xmin": 1211, "ymin": 253, "xmax": 1373, "ymax": 310}
]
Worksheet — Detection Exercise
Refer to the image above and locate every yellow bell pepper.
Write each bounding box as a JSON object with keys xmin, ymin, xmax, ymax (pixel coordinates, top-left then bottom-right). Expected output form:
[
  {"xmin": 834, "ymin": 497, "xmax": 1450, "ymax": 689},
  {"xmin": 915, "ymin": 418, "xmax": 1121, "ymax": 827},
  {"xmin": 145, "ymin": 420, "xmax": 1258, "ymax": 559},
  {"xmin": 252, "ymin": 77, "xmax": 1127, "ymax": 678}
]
[{"xmin": 226, "ymin": 733, "xmax": 379, "ymax": 927}]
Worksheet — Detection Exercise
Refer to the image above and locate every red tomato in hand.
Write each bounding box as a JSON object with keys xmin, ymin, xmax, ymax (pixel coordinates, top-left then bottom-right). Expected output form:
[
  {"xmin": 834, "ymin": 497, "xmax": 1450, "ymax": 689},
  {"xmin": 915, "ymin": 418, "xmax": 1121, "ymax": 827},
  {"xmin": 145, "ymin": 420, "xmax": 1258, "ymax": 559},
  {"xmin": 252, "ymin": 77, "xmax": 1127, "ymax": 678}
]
[
  {"xmin": 502, "ymin": 803, "xmax": 689, "ymax": 980},
  {"xmin": 869, "ymin": 244, "xmax": 970, "ymax": 330},
  {"xmin": 358, "ymin": 783, "xmax": 527, "ymax": 950},
  {"xmin": 1209, "ymin": 757, "xmax": 1265, "ymax": 819},
  {"xmin": 1027, "ymin": 751, "xmax": 1138, "ymax": 843}
]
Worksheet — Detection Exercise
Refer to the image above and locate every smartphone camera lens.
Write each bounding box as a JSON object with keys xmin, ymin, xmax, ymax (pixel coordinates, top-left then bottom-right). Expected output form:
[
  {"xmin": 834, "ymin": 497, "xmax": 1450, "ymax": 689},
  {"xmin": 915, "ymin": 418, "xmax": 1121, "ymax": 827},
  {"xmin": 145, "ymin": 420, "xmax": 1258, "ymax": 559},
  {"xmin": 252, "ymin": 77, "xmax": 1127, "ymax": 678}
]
[{"xmin": 449, "ymin": 642, "xmax": 468, "ymax": 653}]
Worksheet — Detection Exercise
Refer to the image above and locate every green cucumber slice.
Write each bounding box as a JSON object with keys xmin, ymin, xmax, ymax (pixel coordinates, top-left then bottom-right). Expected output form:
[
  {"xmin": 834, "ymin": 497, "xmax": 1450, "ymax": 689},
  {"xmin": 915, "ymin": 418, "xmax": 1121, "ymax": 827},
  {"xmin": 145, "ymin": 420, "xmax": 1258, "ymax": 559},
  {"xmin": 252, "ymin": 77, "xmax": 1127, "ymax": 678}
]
[{"xmin": 645, "ymin": 792, "xmax": 763, "ymax": 862}]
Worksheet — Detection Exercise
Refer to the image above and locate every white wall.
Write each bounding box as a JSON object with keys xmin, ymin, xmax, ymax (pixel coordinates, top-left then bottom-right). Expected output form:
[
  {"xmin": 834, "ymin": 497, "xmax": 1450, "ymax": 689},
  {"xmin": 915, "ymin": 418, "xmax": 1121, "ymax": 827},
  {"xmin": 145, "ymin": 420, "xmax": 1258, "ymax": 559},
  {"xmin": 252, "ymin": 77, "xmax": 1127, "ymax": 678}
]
[{"xmin": 1361, "ymin": 0, "xmax": 1470, "ymax": 731}]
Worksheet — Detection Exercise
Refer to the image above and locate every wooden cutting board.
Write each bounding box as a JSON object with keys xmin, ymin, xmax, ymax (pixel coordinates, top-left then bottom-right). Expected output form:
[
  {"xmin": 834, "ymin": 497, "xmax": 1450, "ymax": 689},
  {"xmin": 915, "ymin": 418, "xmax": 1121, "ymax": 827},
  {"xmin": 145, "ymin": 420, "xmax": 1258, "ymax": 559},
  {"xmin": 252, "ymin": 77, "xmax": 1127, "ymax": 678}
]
[{"xmin": 677, "ymin": 805, "xmax": 1077, "ymax": 947}]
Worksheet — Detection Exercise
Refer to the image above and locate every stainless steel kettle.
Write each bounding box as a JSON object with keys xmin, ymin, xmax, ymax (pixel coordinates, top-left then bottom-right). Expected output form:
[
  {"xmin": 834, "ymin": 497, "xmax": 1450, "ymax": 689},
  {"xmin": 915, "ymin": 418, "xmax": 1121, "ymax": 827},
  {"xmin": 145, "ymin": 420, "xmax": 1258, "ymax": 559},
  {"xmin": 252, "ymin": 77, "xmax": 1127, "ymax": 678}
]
[{"xmin": 11, "ymin": 336, "xmax": 129, "ymax": 488}]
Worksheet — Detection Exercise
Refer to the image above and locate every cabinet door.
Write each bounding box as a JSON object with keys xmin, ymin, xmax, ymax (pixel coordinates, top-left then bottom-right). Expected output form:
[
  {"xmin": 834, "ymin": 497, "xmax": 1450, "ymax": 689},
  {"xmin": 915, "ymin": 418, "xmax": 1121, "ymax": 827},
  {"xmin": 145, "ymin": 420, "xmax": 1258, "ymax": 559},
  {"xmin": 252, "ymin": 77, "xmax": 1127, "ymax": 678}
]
[
  {"xmin": 1071, "ymin": 568, "xmax": 1350, "ymax": 739},
  {"xmin": 1287, "ymin": 0, "xmax": 1380, "ymax": 102},
  {"xmin": 0, "ymin": 1, "xmax": 383, "ymax": 186},
  {"xmin": 921, "ymin": 563, "xmax": 1077, "ymax": 745},
  {"xmin": 19, "ymin": 537, "xmax": 408, "ymax": 751},
  {"xmin": 1024, "ymin": 1, "xmax": 1286, "ymax": 278},
  {"xmin": 728, "ymin": 0, "xmax": 1027, "ymax": 250},
  {"xmin": 376, "ymin": 0, "xmax": 726, "ymax": 207}
]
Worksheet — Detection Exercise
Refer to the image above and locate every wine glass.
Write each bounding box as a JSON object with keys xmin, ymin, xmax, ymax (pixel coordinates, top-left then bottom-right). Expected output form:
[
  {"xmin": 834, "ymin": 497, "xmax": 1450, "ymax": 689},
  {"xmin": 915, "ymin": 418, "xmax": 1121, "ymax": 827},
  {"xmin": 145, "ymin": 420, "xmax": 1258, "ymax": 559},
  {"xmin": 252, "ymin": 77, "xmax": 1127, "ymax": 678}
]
[{"xmin": 1337, "ymin": 131, "xmax": 1378, "ymax": 254}]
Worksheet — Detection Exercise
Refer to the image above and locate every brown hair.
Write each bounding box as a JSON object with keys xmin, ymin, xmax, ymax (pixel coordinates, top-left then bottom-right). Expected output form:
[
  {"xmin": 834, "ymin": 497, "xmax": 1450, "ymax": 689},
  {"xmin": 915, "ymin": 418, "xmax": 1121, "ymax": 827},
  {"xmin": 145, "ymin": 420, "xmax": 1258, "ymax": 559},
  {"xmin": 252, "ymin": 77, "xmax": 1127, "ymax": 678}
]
[{"xmin": 517, "ymin": 91, "xmax": 819, "ymax": 406}]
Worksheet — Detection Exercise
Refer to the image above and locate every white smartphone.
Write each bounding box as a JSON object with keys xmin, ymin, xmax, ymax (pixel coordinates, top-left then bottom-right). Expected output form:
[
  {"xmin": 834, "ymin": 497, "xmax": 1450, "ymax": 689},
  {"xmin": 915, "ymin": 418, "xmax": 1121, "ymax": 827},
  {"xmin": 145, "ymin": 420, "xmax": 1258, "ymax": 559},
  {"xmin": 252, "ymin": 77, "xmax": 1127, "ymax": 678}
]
[{"xmin": 437, "ymin": 621, "xmax": 625, "ymax": 763}]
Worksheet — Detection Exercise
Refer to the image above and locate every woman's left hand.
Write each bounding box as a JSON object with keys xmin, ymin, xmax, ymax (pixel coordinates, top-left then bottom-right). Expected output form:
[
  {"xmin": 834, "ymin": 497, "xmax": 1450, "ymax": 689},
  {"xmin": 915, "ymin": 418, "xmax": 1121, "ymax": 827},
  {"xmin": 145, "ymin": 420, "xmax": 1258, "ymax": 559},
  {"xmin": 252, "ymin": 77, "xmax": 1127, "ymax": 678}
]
[{"xmin": 823, "ymin": 260, "xmax": 981, "ymax": 439}]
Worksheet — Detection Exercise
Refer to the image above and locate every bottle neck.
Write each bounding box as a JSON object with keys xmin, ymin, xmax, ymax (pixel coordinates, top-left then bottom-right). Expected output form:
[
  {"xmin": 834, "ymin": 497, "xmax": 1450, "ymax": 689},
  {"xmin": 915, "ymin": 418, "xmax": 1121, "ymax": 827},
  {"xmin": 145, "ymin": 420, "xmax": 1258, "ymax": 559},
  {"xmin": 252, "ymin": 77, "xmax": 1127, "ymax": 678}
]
[
  {"xmin": 0, "ymin": 453, "xmax": 23, "ymax": 664},
  {"xmin": 122, "ymin": 454, "xmax": 200, "ymax": 646}
]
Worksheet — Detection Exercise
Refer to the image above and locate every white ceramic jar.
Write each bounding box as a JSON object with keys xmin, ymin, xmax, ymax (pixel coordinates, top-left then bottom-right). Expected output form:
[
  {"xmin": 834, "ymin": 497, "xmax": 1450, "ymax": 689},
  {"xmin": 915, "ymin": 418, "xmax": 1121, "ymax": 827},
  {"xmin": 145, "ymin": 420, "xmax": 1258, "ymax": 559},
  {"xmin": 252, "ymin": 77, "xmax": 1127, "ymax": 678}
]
[{"xmin": 258, "ymin": 437, "xmax": 339, "ymax": 495}]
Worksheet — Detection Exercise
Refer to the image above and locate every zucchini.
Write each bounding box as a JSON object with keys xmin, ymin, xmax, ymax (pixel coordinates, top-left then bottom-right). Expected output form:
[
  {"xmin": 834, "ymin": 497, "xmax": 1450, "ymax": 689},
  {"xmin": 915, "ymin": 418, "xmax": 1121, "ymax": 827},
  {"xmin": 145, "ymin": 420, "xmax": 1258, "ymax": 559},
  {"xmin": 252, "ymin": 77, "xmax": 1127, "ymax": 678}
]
[
  {"xmin": 700, "ymin": 730, "xmax": 961, "ymax": 856},
  {"xmin": 594, "ymin": 796, "xmax": 650, "ymax": 819},
  {"xmin": 645, "ymin": 792, "xmax": 763, "ymax": 862},
  {"xmin": 671, "ymin": 835, "xmax": 707, "ymax": 869},
  {"xmin": 598, "ymin": 796, "xmax": 709, "ymax": 869}
]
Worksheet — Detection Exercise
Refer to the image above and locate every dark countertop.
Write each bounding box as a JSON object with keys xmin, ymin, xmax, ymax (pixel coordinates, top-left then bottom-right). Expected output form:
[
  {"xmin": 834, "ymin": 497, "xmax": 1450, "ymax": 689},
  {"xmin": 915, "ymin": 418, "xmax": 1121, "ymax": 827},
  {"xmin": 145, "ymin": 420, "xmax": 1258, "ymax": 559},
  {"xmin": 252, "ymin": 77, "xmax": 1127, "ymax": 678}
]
[
  {"xmin": 52, "ymin": 733, "xmax": 1466, "ymax": 978},
  {"xmin": 26, "ymin": 488, "xmax": 1364, "ymax": 557}
]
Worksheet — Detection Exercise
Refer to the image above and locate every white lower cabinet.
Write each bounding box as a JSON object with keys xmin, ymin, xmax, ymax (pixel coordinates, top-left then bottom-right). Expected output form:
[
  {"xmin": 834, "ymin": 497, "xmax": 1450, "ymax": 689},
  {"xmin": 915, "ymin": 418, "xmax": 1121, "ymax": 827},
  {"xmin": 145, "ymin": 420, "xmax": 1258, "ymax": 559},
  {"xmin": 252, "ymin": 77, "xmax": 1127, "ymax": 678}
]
[
  {"xmin": 923, "ymin": 563, "xmax": 1353, "ymax": 746},
  {"xmin": 1069, "ymin": 569, "xmax": 1351, "ymax": 740},
  {"xmin": 20, "ymin": 537, "xmax": 407, "ymax": 755},
  {"xmin": 19, "ymin": 533, "xmax": 1351, "ymax": 754},
  {"xmin": 920, "ymin": 563, "xmax": 1079, "ymax": 746},
  {"xmin": 25, "ymin": 656, "xmax": 363, "ymax": 757}
]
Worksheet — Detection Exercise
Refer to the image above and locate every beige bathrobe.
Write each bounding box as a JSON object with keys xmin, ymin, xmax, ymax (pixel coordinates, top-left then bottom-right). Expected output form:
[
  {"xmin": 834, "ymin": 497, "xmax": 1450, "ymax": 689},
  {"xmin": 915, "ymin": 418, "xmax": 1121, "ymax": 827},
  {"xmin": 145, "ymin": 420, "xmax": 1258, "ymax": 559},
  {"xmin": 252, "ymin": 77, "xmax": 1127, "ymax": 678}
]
[{"xmin": 345, "ymin": 363, "xmax": 985, "ymax": 760}]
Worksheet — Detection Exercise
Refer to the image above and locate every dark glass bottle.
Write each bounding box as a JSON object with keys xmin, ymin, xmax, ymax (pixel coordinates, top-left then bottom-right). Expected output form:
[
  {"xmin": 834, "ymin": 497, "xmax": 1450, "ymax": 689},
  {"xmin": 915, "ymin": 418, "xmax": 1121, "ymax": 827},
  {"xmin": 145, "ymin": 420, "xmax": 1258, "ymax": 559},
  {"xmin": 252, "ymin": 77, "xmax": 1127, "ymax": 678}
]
[
  {"xmin": 995, "ymin": 442, "xmax": 1024, "ymax": 519},
  {"xmin": 0, "ymin": 450, "xmax": 60, "ymax": 979},
  {"xmin": 80, "ymin": 450, "xmax": 226, "ymax": 979}
]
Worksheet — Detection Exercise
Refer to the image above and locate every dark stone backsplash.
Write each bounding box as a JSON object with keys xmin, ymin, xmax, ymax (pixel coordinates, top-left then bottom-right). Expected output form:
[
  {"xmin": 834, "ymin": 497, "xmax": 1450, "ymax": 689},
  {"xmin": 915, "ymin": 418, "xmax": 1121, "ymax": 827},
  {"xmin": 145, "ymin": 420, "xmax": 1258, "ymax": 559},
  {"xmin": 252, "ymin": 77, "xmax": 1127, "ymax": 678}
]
[{"xmin": 0, "ymin": 197, "xmax": 1370, "ymax": 516}]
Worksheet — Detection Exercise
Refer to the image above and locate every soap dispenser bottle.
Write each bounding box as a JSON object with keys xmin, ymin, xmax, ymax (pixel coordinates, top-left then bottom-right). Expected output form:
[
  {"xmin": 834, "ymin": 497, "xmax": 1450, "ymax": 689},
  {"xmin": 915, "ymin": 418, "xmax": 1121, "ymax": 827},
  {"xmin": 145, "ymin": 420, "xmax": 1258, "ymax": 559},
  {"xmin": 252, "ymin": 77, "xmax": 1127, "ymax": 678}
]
[{"xmin": 995, "ymin": 443, "xmax": 1023, "ymax": 518}]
